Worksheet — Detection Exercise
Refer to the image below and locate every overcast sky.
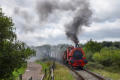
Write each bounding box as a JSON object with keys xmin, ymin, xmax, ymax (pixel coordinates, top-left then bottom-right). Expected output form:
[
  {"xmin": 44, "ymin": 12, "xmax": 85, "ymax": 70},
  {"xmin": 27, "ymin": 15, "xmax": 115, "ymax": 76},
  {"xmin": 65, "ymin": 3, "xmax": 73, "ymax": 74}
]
[{"xmin": 0, "ymin": 0, "xmax": 120, "ymax": 46}]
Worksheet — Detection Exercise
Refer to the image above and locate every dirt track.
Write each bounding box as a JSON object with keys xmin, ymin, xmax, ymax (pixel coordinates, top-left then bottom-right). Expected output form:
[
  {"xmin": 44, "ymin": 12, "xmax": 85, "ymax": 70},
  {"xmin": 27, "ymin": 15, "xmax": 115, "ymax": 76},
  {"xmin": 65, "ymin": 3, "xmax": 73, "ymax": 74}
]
[{"xmin": 22, "ymin": 62, "xmax": 43, "ymax": 80}]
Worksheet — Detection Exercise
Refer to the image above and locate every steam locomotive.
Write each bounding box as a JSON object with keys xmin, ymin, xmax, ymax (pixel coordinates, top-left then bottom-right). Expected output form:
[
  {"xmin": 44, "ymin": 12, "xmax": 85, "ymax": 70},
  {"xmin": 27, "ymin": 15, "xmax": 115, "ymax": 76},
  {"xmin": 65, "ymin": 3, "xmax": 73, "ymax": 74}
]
[{"xmin": 63, "ymin": 42, "xmax": 88, "ymax": 69}]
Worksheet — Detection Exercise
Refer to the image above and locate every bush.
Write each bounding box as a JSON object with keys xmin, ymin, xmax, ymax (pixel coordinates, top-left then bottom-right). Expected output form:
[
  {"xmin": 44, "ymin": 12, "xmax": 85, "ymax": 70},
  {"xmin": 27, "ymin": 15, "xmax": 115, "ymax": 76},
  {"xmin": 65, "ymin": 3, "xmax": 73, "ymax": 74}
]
[
  {"xmin": 92, "ymin": 47, "xmax": 120, "ymax": 67},
  {"xmin": 84, "ymin": 40, "xmax": 102, "ymax": 53},
  {"xmin": 85, "ymin": 62, "xmax": 104, "ymax": 69}
]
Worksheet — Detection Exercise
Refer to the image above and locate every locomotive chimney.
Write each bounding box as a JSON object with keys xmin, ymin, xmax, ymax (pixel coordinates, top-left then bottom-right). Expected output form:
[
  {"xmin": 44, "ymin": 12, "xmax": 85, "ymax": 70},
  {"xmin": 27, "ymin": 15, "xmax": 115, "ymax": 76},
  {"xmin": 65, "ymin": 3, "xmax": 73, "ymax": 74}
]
[{"xmin": 75, "ymin": 40, "xmax": 79, "ymax": 47}]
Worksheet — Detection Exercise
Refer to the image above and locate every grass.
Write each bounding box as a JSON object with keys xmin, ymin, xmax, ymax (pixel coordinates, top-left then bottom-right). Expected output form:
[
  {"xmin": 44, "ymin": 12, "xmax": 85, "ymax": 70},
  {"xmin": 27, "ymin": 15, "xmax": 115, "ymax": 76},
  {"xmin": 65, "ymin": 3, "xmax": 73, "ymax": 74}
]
[
  {"xmin": 86, "ymin": 62, "xmax": 120, "ymax": 80},
  {"xmin": 36, "ymin": 60, "xmax": 75, "ymax": 80},
  {"xmin": 54, "ymin": 63, "xmax": 75, "ymax": 80},
  {"xmin": 36, "ymin": 61, "xmax": 52, "ymax": 72},
  {"xmin": 93, "ymin": 69, "xmax": 120, "ymax": 80}
]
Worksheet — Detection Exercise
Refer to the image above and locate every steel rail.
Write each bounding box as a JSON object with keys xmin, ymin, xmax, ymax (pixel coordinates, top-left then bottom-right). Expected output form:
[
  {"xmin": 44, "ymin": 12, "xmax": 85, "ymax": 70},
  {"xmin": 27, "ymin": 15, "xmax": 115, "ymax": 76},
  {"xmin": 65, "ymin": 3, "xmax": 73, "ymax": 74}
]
[{"xmin": 84, "ymin": 69, "xmax": 105, "ymax": 80}]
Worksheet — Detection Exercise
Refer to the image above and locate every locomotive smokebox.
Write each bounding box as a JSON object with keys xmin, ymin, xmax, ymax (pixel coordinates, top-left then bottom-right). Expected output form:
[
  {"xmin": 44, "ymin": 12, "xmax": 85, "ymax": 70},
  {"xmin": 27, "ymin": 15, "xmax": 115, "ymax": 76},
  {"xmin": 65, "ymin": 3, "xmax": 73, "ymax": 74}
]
[{"xmin": 75, "ymin": 40, "xmax": 79, "ymax": 47}]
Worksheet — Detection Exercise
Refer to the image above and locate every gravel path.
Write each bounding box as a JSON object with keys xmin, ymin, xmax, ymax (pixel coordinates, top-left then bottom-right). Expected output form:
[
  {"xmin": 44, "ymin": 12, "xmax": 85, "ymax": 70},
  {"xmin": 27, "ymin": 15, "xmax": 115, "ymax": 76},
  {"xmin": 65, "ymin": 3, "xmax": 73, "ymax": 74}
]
[{"xmin": 22, "ymin": 62, "xmax": 43, "ymax": 80}]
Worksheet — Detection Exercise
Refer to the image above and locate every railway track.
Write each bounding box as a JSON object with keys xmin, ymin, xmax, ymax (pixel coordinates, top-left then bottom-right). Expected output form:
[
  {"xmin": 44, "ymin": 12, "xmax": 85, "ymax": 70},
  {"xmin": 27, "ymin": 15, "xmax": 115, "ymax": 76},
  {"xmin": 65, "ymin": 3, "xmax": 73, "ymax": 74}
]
[
  {"xmin": 84, "ymin": 69, "xmax": 105, "ymax": 80},
  {"xmin": 69, "ymin": 67, "xmax": 105, "ymax": 80}
]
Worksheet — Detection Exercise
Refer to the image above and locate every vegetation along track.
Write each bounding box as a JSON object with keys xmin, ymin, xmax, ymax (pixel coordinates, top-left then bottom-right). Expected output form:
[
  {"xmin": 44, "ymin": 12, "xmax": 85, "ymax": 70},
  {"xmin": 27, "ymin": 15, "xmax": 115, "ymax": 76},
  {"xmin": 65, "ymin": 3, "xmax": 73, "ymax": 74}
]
[{"xmin": 69, "ymin": 67, "xmax": 105, "ymax": 80}]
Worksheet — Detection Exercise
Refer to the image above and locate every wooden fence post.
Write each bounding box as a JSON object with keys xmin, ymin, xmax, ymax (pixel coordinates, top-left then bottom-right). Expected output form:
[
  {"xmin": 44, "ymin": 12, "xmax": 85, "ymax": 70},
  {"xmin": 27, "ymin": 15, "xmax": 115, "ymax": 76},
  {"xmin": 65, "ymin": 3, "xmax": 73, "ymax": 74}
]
[
  {"xmin": 29, "ymin": 77, "xmax": 32, "ymax": 80},
  {"xmin": 19, "ymin": 74, "xmax": 22, "ymax": 80},
  {"xmin": 51, "ymin": 65, "xmax": 54, "ymax": 80},
  {"xmin": 45, "ymin": 69, "xmax": 47, "ymax": 76},
  {"xmin": 42, "ymin": 63, "xmax": 55, "ymax": 80}
]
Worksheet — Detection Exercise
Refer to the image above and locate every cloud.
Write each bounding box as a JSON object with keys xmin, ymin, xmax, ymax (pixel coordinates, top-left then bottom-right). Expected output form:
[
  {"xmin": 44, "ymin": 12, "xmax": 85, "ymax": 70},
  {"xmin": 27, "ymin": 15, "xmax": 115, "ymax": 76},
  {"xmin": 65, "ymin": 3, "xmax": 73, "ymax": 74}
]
[
  {"xmin": 90, "ymin": 0, "xmax": 120, "ymax": 22},
  {"xmin": 81, "ymin": 28, "xmax": 120, "ymax": 40},
  {"xmin": 0, "ymin": 0, "xmax": 120, "ymax": 46},
  {"xmin": 79, "ymin": 19, "xmax": 120, "ymax": 40}
]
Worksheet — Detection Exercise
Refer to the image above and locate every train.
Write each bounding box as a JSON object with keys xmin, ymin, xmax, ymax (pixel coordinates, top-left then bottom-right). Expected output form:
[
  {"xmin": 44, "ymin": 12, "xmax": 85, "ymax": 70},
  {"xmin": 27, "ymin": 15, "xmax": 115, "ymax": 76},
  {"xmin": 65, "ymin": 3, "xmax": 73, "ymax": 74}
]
[{"xmin": 63, "ymin": 43, "xmax": 88, "ymax": 69}]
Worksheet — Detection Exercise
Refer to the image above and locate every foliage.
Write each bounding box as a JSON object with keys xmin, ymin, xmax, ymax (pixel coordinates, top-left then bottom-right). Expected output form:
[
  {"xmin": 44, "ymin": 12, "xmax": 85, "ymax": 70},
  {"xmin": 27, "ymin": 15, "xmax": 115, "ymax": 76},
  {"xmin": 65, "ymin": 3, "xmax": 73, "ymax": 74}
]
[
  {"xmin": 0, "ymin": 8, "xmax": 35, "ymax": 80},
  {"xmin": 84, "ymin": 40, "xmax": 102, "ymax": 61},
  {"xmin": 12, "ymin": 64, "xmax": 27, "ymax": 80},
  {"xmin": 84, "ymin": 39, "xmax": 102, "ymax": 53},
  {"xmin": 0, "ymin": 8, "xmax": 16, "ymax": 41},
  {"xmin": 92, "ymin": 47, "xmax": 120, "ymax": 67},
  {"xmin": 85, "ymin": 62, "xmax": 104, "ymax": 70},
  {"xmin": 101, "ymin": 41, "xmax": 120, "ymax": 48},
  {"xmin": 84, "ymin": 40, "xmax": 120, "ymax": 79}
]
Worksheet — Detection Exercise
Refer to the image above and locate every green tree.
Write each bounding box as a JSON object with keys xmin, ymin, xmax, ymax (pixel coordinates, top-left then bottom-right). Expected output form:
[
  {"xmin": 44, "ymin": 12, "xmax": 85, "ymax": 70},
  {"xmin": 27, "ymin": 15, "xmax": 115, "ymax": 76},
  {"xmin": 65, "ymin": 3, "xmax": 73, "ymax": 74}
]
[
  {"xmin": 113, "ymin": 41, "xmax": 120, "ymax": 48},
  {"xmin": 101, "ymin": 41, "xmax": 113, "ymax": 48},
  {"xmin": 84, "ymin": 39, "xmax": 102, "ymax": 53},
  {"xmin": 101, "ymin": 41, "xmax": 120, "ymax": 48},
  {"xmin": 93, "ymin": 47, "xmax": 120, "ymax": 67},
  {"xmin": 0, "ymin": 8, "xmax": 35, "ymax": 80},
  {"xmin": 84, "ymin": 39, "xmax": 102, "ymax": 61}
]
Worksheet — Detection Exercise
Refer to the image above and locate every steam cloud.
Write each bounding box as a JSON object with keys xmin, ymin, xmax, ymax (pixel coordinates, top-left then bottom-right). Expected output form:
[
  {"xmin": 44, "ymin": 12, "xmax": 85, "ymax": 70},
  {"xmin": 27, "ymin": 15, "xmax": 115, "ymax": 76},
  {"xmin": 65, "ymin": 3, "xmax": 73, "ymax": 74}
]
[{"xmin": 36, "ymin": 0, "xmax": 92, "ymax": 43}]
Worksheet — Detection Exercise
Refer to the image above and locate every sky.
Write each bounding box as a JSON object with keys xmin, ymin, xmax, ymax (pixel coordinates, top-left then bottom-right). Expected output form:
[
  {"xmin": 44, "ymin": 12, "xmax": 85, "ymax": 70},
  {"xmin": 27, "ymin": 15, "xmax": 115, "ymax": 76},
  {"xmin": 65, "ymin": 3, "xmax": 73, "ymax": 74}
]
[{"xmin": 0, "ymin": 0, "xmax": 120, "ymax": 46}]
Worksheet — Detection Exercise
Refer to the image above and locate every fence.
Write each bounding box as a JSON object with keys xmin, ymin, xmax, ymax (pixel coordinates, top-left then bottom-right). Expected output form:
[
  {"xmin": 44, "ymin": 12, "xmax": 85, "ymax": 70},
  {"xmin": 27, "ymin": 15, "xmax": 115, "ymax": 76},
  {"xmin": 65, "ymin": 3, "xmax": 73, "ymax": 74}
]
[{"xmin": 42, "ymin": 62, "xmax": 55, "ymax": 80}]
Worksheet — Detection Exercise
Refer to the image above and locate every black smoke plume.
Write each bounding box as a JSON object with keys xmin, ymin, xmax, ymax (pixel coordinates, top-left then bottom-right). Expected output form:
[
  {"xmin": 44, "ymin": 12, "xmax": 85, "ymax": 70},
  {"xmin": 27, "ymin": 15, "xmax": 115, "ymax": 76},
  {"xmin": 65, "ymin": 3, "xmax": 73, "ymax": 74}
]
[
  {"xmin": 36, "ymin": 0, "xmax": 92, "ymax": 43},
  {"xmin": 65, "ymin": 0, "xmax": 92, "ymax": 43}
]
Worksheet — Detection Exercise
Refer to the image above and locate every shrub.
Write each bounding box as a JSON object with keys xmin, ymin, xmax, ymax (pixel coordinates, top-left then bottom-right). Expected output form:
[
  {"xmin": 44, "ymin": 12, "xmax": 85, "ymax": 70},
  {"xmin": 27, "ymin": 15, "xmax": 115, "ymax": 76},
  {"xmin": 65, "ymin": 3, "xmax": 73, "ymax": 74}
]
[{"xmin": 92, "ymin": 47, "xmax": 120, "ymax": 67}]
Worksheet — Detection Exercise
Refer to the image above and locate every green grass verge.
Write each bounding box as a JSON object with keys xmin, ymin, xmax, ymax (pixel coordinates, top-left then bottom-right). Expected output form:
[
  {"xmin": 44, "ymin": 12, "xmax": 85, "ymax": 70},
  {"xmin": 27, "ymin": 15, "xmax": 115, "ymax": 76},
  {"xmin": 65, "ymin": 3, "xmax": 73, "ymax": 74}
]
[
  {"xmin": 54, "ymin": 63, "xmax": 75, "ymax": 80},
  {"xmin": 93, "ymin": 69, "xmax": 120, "ymax": 80},
  {"xmin": 86, "ymin": 62, "xmax": 120, "ymax": 80},
  {"xmin": 36, "ymin": 61, "xmax": 52, "ymax": 72}
]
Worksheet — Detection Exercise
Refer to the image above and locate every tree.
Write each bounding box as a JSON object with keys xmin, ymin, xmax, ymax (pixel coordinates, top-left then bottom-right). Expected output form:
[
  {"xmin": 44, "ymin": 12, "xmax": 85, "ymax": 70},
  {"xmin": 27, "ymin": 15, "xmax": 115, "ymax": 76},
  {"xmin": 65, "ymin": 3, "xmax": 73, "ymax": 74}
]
[
  {"xmin": 92, "ymin": 47, "xmax": 120, "ymax": 67},
  {"xmin": 0, "ymin": 8, "xmax": 35, "ymax": 80},
  {"xmin": 101, "ymin": 41, "xmax": 120, "ymax": 48},
  {"xmin": 84, "ymin": 39, "xmax": 102, "ymax": 53},
  {"xmin": 101, "ymin": 41, "xmax": 113, "ymax": 48},
  {"xmin": 84, "ymin": 39, "xmax": 102, "ymax": 61}
]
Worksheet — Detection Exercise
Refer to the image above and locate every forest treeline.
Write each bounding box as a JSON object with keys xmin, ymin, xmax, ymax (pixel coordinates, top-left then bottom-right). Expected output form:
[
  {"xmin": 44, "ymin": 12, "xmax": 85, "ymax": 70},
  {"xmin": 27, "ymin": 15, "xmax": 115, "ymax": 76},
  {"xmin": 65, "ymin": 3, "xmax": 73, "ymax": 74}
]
[{"xmin": 84, "ymin": 40, "xmax": 120, "ymax": 72}]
